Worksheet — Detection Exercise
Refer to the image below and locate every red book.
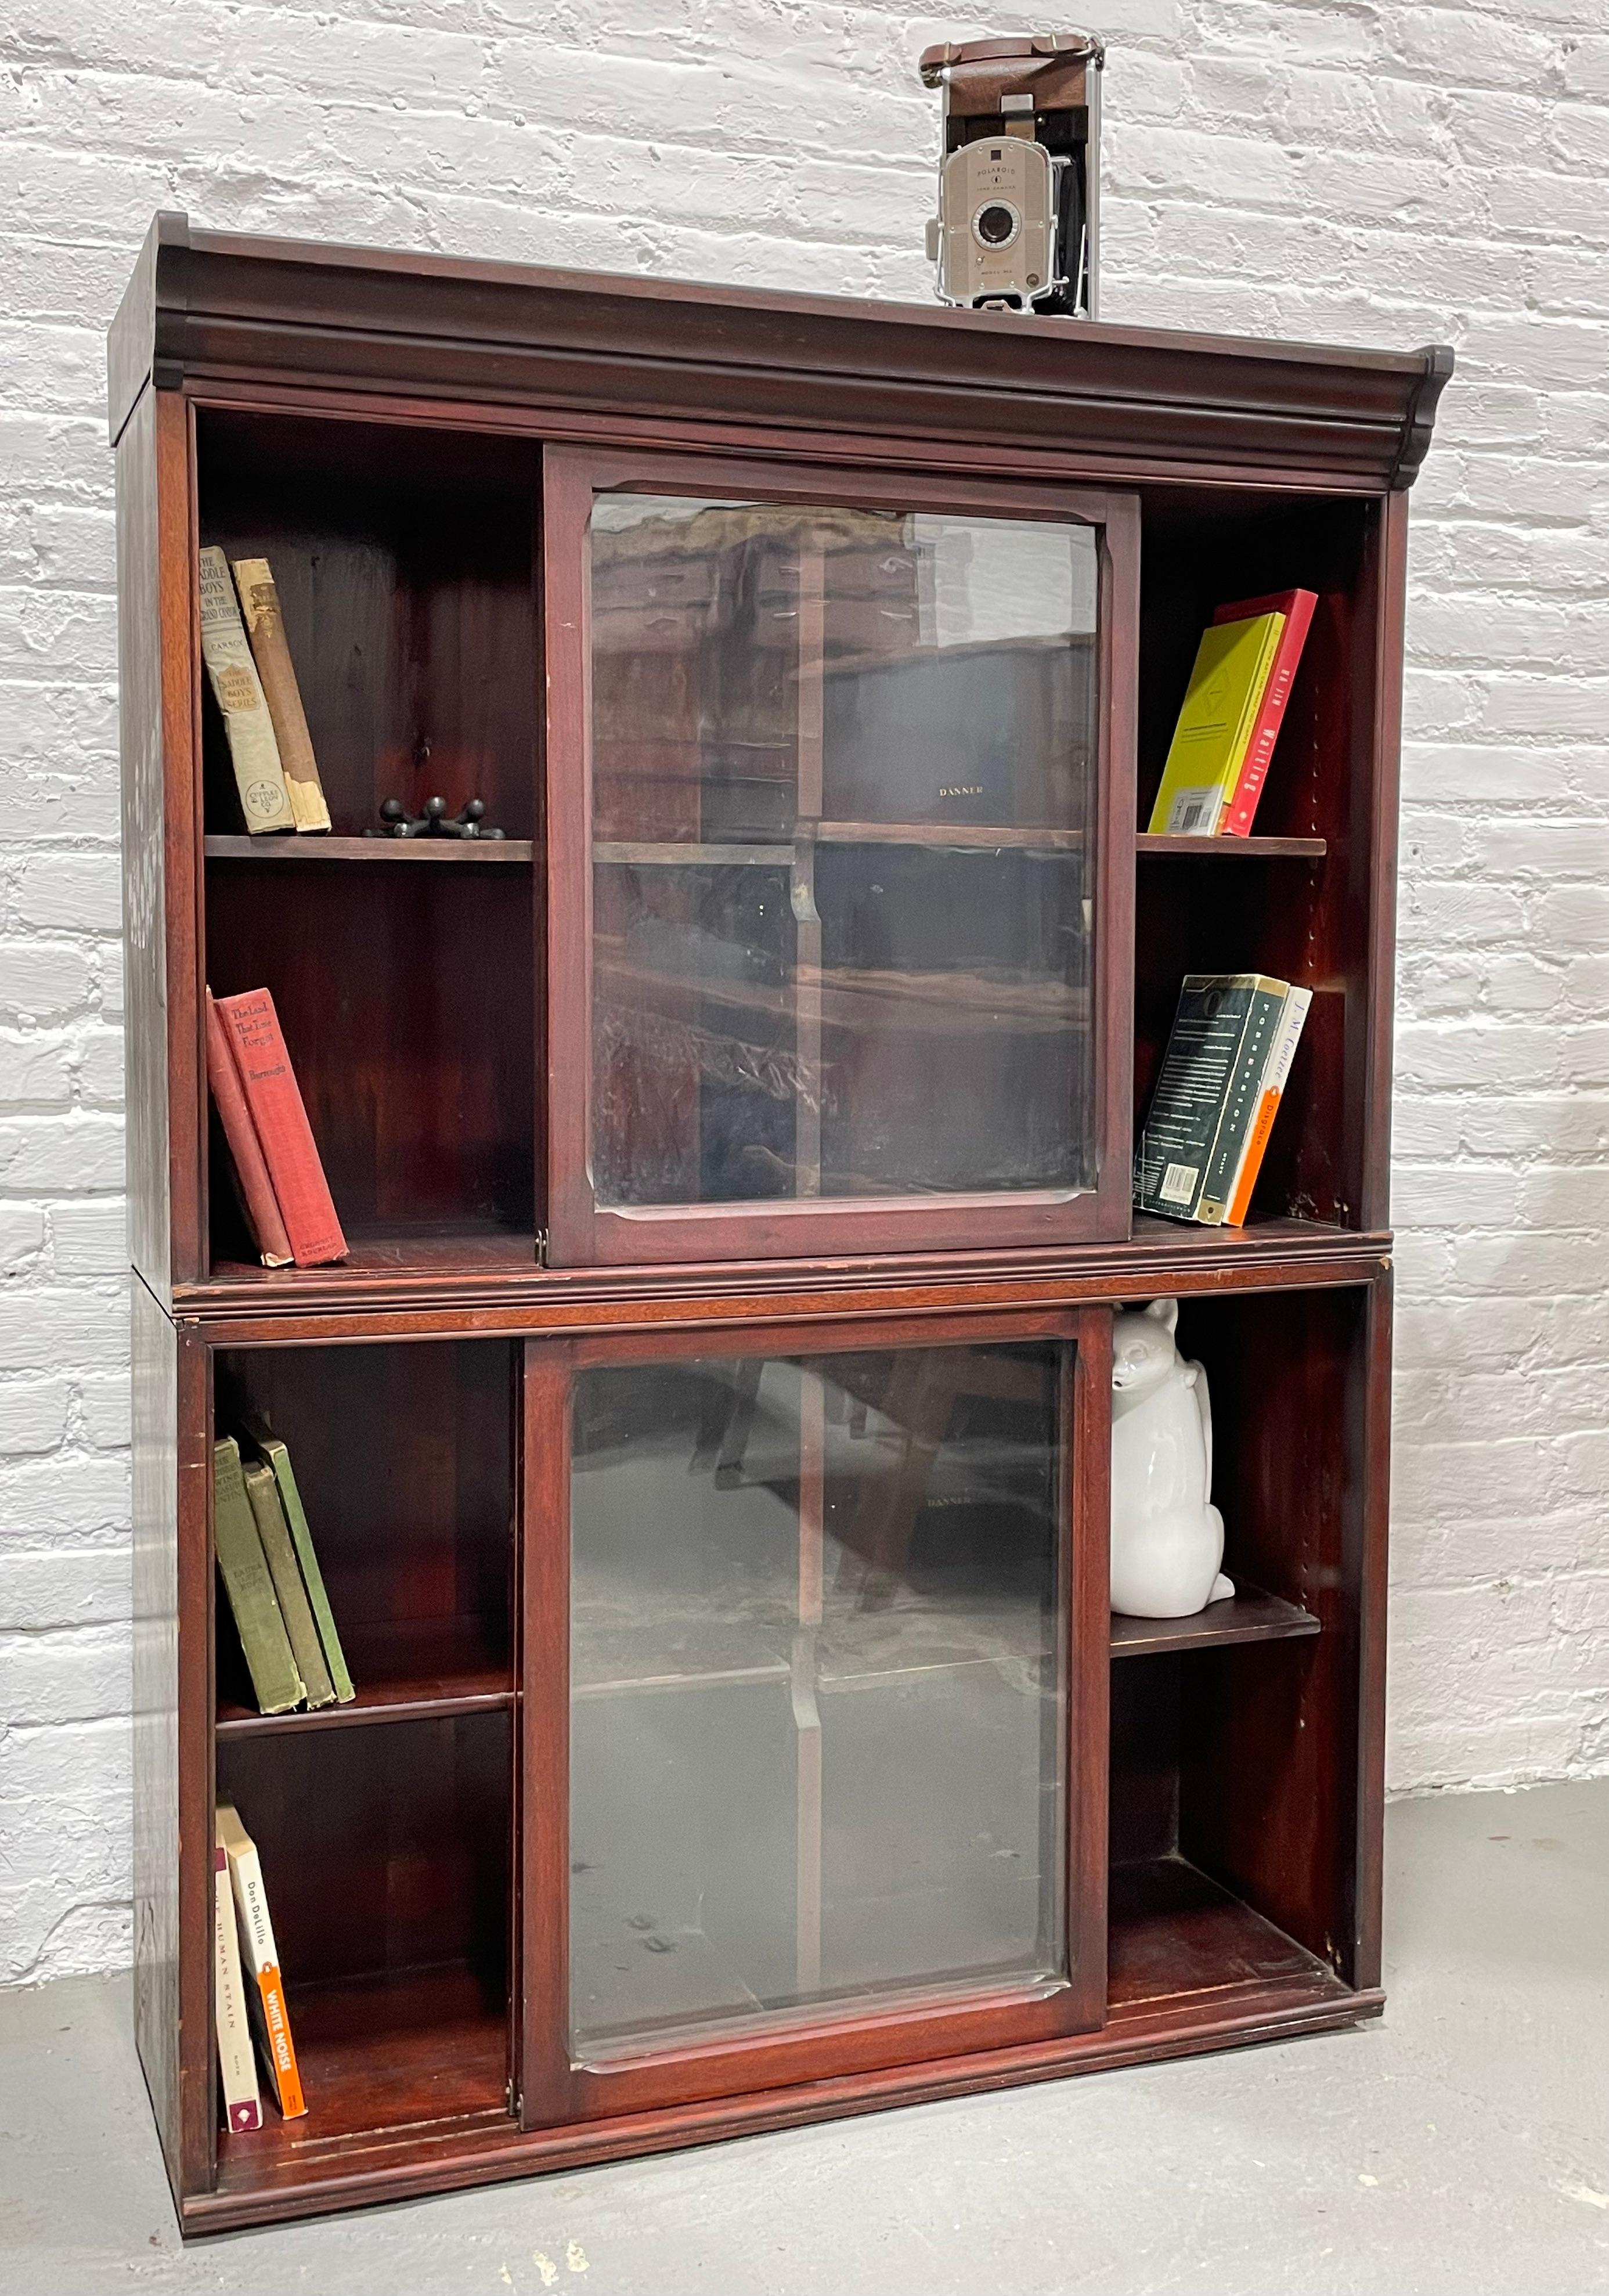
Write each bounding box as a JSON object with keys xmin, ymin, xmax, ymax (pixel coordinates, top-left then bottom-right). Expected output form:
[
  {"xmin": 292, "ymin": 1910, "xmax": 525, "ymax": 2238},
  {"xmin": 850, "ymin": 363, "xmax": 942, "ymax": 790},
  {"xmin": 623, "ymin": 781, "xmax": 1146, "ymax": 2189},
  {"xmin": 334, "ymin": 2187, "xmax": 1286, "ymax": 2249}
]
[
  {"xmin": 213, "ymin": 989, "xmax": 347, "ymax": 1267},
  {"xmin": 205, "ymin": 990, "xmax": 293, "ymax": 1268},
  {"xmin": 1211, "ymin": 588, "xmax": 1317, "ymax": 837}
]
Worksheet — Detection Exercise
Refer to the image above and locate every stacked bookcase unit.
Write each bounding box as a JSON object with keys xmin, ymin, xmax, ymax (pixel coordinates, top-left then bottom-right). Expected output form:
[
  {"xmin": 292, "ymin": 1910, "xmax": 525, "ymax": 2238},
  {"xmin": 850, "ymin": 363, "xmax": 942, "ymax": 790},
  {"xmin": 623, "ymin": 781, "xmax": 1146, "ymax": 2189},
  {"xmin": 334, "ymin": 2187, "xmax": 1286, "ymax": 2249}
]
[{"xmin": 112, "ymin": 216, "xmax": 1450, "ymax": 2232}]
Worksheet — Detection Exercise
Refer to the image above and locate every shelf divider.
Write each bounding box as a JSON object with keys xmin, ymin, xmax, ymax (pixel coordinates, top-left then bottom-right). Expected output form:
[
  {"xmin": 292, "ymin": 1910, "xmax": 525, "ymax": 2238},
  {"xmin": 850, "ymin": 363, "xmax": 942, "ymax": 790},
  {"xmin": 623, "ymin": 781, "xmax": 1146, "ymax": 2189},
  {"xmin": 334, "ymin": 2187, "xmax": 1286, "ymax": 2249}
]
[
  {"xmin": 204, "ymin": 834, "xmax": 534, "ymax": 863},
  {"xmin": 1136, "ymin": 832, "xmax": 1326, "ymax": 859}
]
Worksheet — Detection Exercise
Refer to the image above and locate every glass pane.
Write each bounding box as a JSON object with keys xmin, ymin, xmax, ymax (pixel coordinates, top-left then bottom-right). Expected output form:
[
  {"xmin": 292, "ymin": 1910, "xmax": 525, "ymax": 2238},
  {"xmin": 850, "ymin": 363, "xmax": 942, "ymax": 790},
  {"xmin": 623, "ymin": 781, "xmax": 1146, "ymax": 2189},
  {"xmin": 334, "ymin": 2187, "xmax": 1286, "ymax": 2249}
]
[
  {"xmin": 590, "ymin": 495, "xmax": 1099, "ymax": 1208},
  {"xmin": 569, "ymin": 1340, "xmax": 1067, "ymax": 2061}
]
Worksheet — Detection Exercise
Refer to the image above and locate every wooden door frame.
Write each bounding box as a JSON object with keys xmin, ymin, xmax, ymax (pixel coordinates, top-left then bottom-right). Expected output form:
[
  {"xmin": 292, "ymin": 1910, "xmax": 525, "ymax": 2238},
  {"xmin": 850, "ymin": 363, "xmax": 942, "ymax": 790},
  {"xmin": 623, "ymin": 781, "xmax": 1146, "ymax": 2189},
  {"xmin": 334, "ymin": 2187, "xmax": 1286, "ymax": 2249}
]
[
  {"xmin": 519, "ymin": 1302, "xmax": 1111, "ymax": 2128},
  {"xmin": 542, "ymin": 442, "xmax": 1138, "ymax": 1268}
]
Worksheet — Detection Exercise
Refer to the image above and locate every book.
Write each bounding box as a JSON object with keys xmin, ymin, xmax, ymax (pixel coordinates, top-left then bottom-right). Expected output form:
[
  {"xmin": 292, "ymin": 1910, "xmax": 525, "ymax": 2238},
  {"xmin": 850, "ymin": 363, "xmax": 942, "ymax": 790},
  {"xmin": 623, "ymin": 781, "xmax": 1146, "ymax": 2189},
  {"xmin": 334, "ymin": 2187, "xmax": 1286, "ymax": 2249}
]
[
  {"xmin": 243, "ymin": 1421, "xmax": 355, "ymax": 1704},
  {"xmin": 1213, "ymin": 589, "xmax": 1318, "ymax": 836},
  {"xmin": 205, "ymin": 989, "xmax": 293, "ymax": 1268},
  {"xmin": 213, "ymin": 990, "xmax": 347, "ymax": 1267},
  {"xmin": 213, "ymin": 1436, "xmax": 305, "ymax": 1715},
  {"xmin": 230, "ymin": 557, "xmax": 332, "ymax": 835},
  {"xmin": 1146, "ymin": 611, "xmax": 1286, "ymax": 837},
  {"xmin": 1134, "ymin": 974, "xmax": 1289, "ymax": 1223},
  {"xmin": 197, "ymin": 546, "xmax": 295, "ymax": 835},
  {"xmin": 1224, "ymin": 985, "xmax": 1311, "ymax": 1225},
  {"xmin": 213, "ymin": 1834, "xmax": 262, "ymax": 2135},
  {"xmin": 244, "ymin": 1459, "xmax": 337, "ymax": 1710},
  {"xmin": 217, "ymin": 1803, "xmax": 307, "ymax": 2120}
]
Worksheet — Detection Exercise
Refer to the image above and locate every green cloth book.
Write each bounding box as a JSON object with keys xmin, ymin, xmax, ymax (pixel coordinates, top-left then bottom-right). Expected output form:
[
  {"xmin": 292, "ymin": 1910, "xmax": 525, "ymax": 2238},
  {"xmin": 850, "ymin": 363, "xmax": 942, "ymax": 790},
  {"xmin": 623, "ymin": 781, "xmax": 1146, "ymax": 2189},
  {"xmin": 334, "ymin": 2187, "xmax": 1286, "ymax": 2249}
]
[
  {"xmin": 244, "ymin": 1421, "xmax": 355, "ymax": 1704},
  {"xmin": 213, "ymin": 1436, "xmax": 304, "ymax": 1715},
  {"xmin": 1134, "ymin": 974, "xmax": 1289, "ymax": 1224},
  {"xmin": 244, "ymin": 1459, "xmax": 336, "ymax": 1710}
]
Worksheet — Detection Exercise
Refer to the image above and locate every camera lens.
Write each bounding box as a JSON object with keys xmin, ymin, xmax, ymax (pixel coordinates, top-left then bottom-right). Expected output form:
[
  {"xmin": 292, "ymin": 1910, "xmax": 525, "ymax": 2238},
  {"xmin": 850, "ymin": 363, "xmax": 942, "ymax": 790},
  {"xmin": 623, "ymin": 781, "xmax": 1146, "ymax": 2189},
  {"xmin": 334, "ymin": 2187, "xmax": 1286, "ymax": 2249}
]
[{"xmin": 976, "ymin": 203, "xmax": 1016, "ymax": 246}]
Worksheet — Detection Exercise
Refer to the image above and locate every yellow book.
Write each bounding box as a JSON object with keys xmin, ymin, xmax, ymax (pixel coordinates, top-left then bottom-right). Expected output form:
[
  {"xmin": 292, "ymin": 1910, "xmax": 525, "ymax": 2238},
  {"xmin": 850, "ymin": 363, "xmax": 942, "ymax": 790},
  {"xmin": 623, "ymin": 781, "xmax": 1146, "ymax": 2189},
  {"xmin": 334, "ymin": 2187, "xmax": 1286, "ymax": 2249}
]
[{"xmin": 1147, "ymin": 611, "xmax": 1286, "ymax": 836}]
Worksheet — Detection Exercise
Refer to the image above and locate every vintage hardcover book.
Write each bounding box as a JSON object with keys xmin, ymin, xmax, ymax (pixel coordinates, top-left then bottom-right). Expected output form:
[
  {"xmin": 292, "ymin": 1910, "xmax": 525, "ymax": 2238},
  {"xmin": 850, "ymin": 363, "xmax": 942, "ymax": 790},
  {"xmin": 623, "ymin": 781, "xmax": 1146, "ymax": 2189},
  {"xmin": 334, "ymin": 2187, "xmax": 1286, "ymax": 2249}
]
[
  {"xmin": 213, "ymin": 1436, "xmax": 305, "ymax": 1715},
  {"xmin": 214, "ymin": 990, "xmax": 347, "ymax": 1267},
  {"xmin": 243, "ymin": 1459, "xmax": 336, "ymax": 1710},
  {"xmin": 1213, "ymin": 589, "xmax": 1318, "ymax": 836},
  {"xmin": 213, "ymin": 1833, "xmax": 262, "ymax": 2134},
  {"xmin": 197, "ymin": 546, "xmax": 295, "ymax": 835},
  {"xmin": 1134, "ymin": 974, "xmax": 1289, "ymax": 1223},
  {"xmin": 230, "ymin": 557, "xmax": 333, "ymax": 834},
  {"xmin": 1146, "ymin": 611, "xmax": 1286, "ymax": 837},
  {"xmin": 1224, "ymin": 984, "xmax": 1312, "ymax": 1225},
  {"xmin": 205, "ymin": 989, "xmax": 293, "ymax": 1267},
  {"xmin": 243, "ymin": 1421, "xmax": 355, "ymax": 1704},
  {"xmin": 217, "ymin": 1804, "xmax": 307, "ymax": 2119}
]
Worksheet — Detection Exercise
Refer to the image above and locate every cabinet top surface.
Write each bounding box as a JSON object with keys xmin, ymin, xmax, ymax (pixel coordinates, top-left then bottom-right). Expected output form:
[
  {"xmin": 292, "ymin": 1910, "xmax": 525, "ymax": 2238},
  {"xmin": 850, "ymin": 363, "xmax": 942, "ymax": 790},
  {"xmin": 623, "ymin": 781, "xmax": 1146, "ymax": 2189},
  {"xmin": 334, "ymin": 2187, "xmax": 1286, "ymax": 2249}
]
[{"xmin": 109, "ymin": 211, "xmax": 1452, "ymax": 492}]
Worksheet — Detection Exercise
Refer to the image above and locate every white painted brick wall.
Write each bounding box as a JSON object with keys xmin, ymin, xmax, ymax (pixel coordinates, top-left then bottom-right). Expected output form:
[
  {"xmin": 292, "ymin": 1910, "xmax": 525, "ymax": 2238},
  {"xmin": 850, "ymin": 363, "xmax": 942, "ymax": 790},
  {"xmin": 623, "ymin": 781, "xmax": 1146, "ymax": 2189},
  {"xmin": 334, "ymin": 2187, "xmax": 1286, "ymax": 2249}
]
[{"xmin": 2, "ymin": 0, "xmax": 1606, "ymax": 1984}]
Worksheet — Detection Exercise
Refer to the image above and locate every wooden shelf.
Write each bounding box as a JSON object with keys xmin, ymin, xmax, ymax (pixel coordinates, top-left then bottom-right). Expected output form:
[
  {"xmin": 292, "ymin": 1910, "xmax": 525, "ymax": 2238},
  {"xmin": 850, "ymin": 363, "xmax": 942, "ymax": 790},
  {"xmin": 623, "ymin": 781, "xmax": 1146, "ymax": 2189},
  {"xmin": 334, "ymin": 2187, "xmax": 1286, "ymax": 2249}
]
[
  {"xmin": 1136, "ymin": 832, "xmax": 1326, "ymax": 859},
  {"xmin": 216, "ymin": 1963, "xmax": 510, "ymax": 2186},
  {"xmin": 1107, "ymin": 1855, "xmax": 1343, "ymax": 2011},
  {"xmin": 204, "ymin": 834, "xmax": 533, "ymax": 863},
  {"xmin": 1110, "ymin": 1582, "xmax": 1319, "ymax": 1659},
  {"xmin": 217, "ymin": 1675, "xmax": 513, "ymax": 1739}
]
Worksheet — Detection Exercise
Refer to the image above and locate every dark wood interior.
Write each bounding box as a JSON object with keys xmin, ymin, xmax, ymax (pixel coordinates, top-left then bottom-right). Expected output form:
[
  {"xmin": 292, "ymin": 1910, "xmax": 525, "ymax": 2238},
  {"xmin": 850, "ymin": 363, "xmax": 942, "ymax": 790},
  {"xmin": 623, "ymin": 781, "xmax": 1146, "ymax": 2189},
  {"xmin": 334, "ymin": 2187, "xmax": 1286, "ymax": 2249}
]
[{"xmin": 114, "ymin": 221, "xmax": 1441, "ymax": 2232}]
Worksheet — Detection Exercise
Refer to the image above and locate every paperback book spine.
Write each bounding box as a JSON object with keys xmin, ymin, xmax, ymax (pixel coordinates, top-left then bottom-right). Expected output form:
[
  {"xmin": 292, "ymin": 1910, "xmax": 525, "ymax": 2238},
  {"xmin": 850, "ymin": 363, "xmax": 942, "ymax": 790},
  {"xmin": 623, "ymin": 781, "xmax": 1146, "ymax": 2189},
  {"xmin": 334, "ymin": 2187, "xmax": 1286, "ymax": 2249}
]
[
  {"xmin": 1196, "ymin": 980, "xmax": 1289, "ymax": 1223},
  {"xmin": 213, "ymin": 1838, "xmax": 262, "ymax": 2135},
  {"xmin": 214, "ymin": 990, "xmax": 347, "ymax": 1267},
  {"xmin": 217, "ymin": 1803, "xmax": 306, "ymax": 2120},
  {"xmin": 1224, "ymin": 985, "xmax": 1312, "ymax": 1225},
  {"xmin": 1215, "ymin": 589, "xmax": 1318, "ymax": 837},
  {"xmin": 205, "ymin": 990, "xmax": 293, "ymax": 1268},
  {"xmin": 197, "ymin": 546, "xmax": 294, "ymax": 835},
  {"xmin": 1134, "ymin": 974, "xmax": 1278, "ymax": 1223},
  {"xmin": 213, "ymin": 1437, "xmax": 305, "ymax": 1715},
  {"xmin": 244, "ymin": 1459, "xmax": 337, "ymax": 1709},
  {"xmin": 246, "ymin": 1425, "xmax": 355, "ymax": 1703},
  {"xmin": 230, "ymin": 557, "xmax": 333, "ymax": 834}
]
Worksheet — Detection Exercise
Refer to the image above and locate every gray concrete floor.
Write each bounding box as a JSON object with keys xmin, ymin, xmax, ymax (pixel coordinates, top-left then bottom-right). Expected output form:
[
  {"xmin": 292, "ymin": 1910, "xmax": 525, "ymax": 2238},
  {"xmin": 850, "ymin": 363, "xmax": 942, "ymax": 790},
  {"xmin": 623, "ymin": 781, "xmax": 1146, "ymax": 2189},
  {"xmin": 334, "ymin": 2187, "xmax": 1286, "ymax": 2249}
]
[{"xmin": 2, "ymin": 1778, "xmax": 1606, "ymax": 2295}]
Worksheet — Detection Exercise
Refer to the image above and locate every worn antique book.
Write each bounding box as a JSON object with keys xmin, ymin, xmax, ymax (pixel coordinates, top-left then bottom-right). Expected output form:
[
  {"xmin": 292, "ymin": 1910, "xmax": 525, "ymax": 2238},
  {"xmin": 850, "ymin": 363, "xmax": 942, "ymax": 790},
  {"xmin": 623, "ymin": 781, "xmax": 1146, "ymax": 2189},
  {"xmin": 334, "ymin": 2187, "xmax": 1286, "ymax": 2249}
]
[
  {"xmin": 243, "ymin": 1459, "xmax": 336, "ymax": 1709},
  {"xmin": 213, "ymin": 1832, "xmax": 262, "ymax": 2135},
  {"xmin": 213, "ymin": 989, "xmax": 347, "ymax": 1267},
  {"xmin": 197, "ymin": 546, "xmax": 295, "ymax": 834},
  {"xmin": 1224, "ymin": 984, "xmax": 1312, "ymax": 1225},
  {"xmin": 1146, "ymin": 611, "xmax": 1286, "ymax": 836},
  {"xmin": 230, "ymin": 557, "xmax": 332, "ymax": 834},
  {"xmin": 217, "ymin": 1804, "xmax": 307, "ymax": 2119},
  {"xmin": 213, "ymin": 1436, "xmax": 305, "ymax": 1715},
  {"xmin": 1134, "ymin": 974, "xmax": 1289, "ymax": 1223},
  {"xmin": 205, "ymin": 989, "xmax": 293, "ymax": 1267},
  {"xmin": 1213, "ymin": 589, "xmax": 1318, "ymax": 836},
  {"xmin": 244, "ymin": 1422, "xmax": 355, "ymax": 1704}
]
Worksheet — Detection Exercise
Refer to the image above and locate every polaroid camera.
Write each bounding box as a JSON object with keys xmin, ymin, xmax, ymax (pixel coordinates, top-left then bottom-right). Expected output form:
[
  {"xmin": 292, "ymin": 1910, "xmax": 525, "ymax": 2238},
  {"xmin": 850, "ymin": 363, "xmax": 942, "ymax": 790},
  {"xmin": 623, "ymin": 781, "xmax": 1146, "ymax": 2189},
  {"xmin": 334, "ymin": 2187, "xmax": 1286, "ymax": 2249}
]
[{"xmin": 920, "ymin": 32, "xmax": 1103, "ymax": 317}]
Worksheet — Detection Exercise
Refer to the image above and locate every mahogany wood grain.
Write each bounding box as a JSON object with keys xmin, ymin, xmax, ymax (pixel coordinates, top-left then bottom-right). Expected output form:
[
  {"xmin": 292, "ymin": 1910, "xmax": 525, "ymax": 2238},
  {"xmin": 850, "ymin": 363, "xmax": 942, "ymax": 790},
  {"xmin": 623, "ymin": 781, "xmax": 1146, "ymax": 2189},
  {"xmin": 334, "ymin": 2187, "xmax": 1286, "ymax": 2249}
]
[
  {"xmin": 130, "ymin": 1279, "xmax": 184, "ymax": 2200},
  {"xmin": 181, "ymin": 1224, "xmax": 1388, "ymax": 1338},
  {"xmin": 1136, "ymin": 834, "xmax": 1326, "ymax": 859},
  {"xmin": 1173, "ymin": 1284, "xmax": 1375, "ymax": 1983},
  {"xmin": 109, "ymin": 215, "xmax": 1451, "ymax": 492},
  {"xmin": 194, "ymin": 1965, "xmax": 1373, "ymax": 2231},
  {"xmin": 1109, "ymin": 1583, "xmax": 1320, "ymax": 1658},
  {"xmin": 203, "ymin": 836, "xmax": 535, "ymax": 864}
]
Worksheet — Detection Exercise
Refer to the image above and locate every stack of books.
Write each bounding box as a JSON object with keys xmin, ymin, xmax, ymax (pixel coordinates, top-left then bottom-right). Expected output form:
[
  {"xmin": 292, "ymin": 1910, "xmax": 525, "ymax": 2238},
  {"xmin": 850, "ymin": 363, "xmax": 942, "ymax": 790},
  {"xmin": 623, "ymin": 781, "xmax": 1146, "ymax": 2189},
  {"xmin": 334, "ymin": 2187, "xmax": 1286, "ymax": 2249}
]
[
  {"xmin": 1148, "ymin": 589, "xmax": 1316, "ymax": 838},
  {"xmin": 214, "ymin": 1429, "xmax": 354, "ymax": 1715},
  {"xmin": 198, "ymin": 547, "xmax": 331, "ymax": 836},
  {"xmin": 213, "ymin": 1802, "xmax": 306, "ymax": 2132},
  {"xmin": 207, "ymin": 988, "xmax": 346, "ymax": 1270},
  {"xmin": 1134, "ymin": 974, "xmax": 1311, "ymax": 1226}
]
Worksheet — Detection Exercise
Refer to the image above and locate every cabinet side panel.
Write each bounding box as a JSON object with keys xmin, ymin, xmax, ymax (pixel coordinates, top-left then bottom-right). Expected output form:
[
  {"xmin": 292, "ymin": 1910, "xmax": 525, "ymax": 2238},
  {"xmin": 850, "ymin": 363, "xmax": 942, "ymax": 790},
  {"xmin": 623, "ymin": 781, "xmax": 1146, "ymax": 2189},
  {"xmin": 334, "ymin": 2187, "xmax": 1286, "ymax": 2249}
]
[
  {"xmin": 118, "ymin": 387, "xmax": 202, "ymax": 1296},
  {"xmin": 131, "ymin": 1280, "xmax": 179, "ymax": 2189}
]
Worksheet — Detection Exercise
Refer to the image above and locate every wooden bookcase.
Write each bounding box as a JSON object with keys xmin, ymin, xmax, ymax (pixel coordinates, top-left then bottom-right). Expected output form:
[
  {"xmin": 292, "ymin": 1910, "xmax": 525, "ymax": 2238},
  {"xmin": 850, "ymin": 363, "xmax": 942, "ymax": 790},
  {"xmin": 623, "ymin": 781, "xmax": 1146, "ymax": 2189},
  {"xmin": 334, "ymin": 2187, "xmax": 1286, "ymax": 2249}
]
[{"xmin": 111, "ymin": 214, "xmax": 1450, "ymax": 2233}]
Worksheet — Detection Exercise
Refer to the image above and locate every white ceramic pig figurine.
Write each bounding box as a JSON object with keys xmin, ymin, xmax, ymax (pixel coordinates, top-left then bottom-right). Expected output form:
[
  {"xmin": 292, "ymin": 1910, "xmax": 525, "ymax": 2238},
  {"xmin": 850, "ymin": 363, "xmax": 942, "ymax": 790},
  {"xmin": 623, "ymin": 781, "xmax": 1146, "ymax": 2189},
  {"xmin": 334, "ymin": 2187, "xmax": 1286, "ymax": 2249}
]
[{"xmin": 1110, "ymin": 1298, "xmax": 1234, "ymax": 1618}]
